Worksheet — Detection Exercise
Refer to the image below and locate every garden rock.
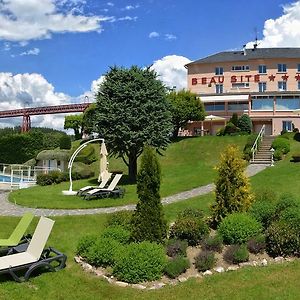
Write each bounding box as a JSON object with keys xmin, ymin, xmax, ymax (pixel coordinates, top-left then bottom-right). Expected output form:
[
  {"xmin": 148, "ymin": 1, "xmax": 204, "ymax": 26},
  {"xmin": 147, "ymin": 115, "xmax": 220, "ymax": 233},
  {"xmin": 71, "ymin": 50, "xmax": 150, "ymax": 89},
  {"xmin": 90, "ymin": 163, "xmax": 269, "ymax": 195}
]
[
  {"xmin": 261, "ymin": 259, "xmax": 268, "ymax": 266},
  {"xmin": 214, "ymin": 267, "xmax": 225, "ymax": 273},
  {"xmin": 203, "ymin": 270, "xmax": 213, "ymax": 276},
  {"xmin": 274, "ymin": 257, "xmax": 284, "ymax": 263},
  {"xmin": 226, "ymin": 266, "xmax": 239, "ymax": 271},
  {"xmin": 115, "ymin": 281, "xmax": 129, "ymax": 287}
]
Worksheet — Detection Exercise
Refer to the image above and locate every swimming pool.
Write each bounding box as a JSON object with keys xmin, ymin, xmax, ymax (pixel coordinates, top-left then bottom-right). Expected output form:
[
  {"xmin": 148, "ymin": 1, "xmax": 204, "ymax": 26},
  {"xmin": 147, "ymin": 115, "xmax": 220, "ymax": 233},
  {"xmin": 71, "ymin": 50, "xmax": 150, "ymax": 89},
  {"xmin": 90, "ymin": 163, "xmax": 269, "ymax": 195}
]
[{"xmin": 0, "ymin": 174, "xmax": 34, "ymax": 183}]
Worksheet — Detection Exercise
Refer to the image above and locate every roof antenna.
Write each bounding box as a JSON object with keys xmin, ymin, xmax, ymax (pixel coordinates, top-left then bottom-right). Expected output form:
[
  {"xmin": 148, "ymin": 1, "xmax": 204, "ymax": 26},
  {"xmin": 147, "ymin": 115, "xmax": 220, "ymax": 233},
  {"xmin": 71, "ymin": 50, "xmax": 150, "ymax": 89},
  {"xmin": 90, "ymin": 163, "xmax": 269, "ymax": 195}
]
[{"xmin": 253, "ymin": 27, "xmax": 259, "ymax": 51}]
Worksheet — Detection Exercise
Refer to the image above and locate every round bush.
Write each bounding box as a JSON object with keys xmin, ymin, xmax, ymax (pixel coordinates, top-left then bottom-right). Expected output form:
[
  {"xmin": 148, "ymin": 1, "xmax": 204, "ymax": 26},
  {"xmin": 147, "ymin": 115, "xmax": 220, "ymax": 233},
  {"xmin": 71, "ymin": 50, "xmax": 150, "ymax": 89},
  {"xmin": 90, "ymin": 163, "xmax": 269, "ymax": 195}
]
[
  {"xmin": 266, "ymin": 221, "xmax": 300, "ymax": 257},
  {"xmin": 274, "ymin": 193, "xmax": 299, "ymax": 218},
  {"xmin": 170, "ymin": 217, "xmax": 209, "ymax": 246},
  {"xmin": 273, "ymin": 149, "xmax": 283, "ymax": 161},
  {"xmin": 164, "ymin": 256, "xmax": 190, "ymax": 279},
  {"xmin": 249, "ymin": 200, "xmax": 276, "ymax": 229},
  {"xmin": 247, "ymin": 234, "xmax": 266, "ymax": 254},
  {"xmin": 105, "ymin": 211, "xmax": 133, "ymax": 230},
  {"xmin": 271, "ymin": 138, "xmax": 290, "ymax": 154},
  {"xmin": 86, "ymin": 237, "xmax": 121, "ymax": 267},
  {"xmin": 101, "ymin": 226, "xmax": 131, "ymax": 244},
  {"xmin": 113, "ymin": 241, "xmax": 167, "ymax": 283},
  {"xmin": 224, "ymin": 244, "xmax": 249, "ymax": 264},
  {"xmin": 76, "ymin": 235, "xmax": 97, "ymax": 258},
  {"xmin": 279, "ymin": 207, "xmax": 300, "ymax": 230},
  {"xmin": 202, "ymin": 235, "xmax": 223, "ymax": 253},
  {"xmin": 195, "ymin": 251, "xmax": 216, "ymax": 272},
  {"xmin": 166, "ymin": 239, "xmax": 188, "ymax": 258},
  {"xmin": 218, "ymin": 213, "xmax": 263, "ymax": 244}
]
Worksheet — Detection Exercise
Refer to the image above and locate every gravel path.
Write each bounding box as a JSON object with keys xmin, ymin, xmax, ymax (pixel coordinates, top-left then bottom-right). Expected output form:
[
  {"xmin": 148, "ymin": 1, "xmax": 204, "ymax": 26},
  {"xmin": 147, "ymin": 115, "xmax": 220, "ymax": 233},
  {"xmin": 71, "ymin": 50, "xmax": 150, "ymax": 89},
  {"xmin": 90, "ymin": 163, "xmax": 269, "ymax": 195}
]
[{"xmin": 0, "ymin": 164, "xmax": 269, "ymax": 217}]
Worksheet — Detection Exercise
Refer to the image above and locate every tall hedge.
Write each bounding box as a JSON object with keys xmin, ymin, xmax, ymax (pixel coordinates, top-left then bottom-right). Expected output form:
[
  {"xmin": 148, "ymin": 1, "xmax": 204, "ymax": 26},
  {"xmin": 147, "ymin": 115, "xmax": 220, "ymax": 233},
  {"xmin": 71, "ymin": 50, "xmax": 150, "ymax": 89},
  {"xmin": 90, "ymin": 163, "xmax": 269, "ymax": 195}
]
[
  {"xmin": 237, "ymin": 114, "xmax": 252, "ymax": 133},
  {"xmin": 131, "ymin": 146, "xmax": 167, "ymax": 243}
]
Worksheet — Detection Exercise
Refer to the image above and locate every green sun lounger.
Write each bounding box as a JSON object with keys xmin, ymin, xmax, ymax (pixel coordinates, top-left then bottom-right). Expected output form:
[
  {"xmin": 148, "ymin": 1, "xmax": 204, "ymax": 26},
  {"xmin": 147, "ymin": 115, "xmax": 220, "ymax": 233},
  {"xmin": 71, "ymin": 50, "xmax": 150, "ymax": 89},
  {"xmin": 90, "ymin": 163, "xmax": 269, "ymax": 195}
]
[{"xmin": 0, "ymin": 212, "xmax": 34, "ymax": 247}]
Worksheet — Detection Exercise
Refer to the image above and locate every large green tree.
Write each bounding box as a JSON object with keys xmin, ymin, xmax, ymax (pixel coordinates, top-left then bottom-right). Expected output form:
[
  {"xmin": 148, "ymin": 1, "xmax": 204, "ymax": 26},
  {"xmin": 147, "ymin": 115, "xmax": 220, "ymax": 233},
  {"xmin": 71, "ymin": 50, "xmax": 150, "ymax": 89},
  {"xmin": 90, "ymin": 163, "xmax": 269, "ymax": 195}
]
[
  {"xmin": 167, "ymin": 89, "xmax": 205, "ymax": 138},
  {"xmin": 64, "ymin": 114, "xmax": 83, "ymax": 140},
  {"xmin": 94, "ymin": 65, "xmax": 172, "ymax": 182},
  {"xmin": 131, "ymin": 146, "xmax": 167, "ymax": 243},
  {"xmin": 82, "ymin": 103, "xmax": 96, "ymax": 135}
]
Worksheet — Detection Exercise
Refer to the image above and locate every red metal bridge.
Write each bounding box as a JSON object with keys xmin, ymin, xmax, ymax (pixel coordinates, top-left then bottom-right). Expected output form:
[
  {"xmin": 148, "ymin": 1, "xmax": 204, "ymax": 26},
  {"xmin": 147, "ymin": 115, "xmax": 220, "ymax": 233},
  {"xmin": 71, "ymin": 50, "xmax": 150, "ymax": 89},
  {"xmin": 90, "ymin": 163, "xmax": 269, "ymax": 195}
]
[{"xmin": 0, "ymin": 103, "xmax": 91, "ymax": 132}]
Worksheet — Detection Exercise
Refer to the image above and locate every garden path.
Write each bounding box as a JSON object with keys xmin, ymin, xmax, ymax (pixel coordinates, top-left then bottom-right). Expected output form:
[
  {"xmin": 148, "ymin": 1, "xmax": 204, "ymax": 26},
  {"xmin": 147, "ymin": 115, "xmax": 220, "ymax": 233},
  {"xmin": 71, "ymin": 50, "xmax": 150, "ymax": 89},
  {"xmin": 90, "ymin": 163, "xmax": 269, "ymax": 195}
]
[{"xmin": 0, "ymin": 164, "xmax": 268, "ymax": 217}]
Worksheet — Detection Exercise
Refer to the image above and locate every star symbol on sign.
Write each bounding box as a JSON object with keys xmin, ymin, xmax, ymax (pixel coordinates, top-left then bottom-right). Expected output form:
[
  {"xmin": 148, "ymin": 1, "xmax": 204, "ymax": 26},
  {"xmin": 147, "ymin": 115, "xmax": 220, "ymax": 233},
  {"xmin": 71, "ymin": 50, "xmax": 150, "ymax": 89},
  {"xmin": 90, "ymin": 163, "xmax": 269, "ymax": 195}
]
[
  {"xmin": 281, "ymin": 74, "xmax": 289, "ymax": 81},
  {"xmin": 295, "ymin": 74, "xmax": 300, "ymax": 81},
  {"xmin": 268, "ymin": 74, "xmax": 276, "ymax": 81}
]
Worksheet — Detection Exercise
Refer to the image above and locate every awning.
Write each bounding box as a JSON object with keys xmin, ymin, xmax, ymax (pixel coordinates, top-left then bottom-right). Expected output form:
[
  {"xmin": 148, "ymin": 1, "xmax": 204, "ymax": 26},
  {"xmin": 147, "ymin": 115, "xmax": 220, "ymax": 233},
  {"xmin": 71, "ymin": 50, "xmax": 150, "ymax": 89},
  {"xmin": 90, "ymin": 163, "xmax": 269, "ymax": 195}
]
[
  {"xmin": 200, "ymin": 94, "xmax": 250, "ymax": 102},
  {"xmin": 205, "ymin": 115, "xmax": 226, "ymax": 121}
]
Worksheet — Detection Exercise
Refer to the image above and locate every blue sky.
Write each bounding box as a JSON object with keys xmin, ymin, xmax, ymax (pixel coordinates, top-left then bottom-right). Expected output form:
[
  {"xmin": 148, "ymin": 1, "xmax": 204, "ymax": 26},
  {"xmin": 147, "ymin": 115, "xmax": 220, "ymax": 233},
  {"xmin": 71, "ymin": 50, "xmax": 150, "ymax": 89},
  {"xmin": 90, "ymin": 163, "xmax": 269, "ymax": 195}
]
[{"xmin": 0, "ymin": 0, "xmax": 299, "ymax": 128}]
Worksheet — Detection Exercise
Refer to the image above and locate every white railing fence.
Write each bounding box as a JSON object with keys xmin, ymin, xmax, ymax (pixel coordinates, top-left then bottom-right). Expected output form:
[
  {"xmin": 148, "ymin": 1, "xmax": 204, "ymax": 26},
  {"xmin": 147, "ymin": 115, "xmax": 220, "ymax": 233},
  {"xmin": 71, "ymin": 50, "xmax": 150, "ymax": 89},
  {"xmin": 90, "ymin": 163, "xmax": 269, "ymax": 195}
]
[{"xmin": 250, "ymin": 124, "xmax": 265, "ymax": 161}]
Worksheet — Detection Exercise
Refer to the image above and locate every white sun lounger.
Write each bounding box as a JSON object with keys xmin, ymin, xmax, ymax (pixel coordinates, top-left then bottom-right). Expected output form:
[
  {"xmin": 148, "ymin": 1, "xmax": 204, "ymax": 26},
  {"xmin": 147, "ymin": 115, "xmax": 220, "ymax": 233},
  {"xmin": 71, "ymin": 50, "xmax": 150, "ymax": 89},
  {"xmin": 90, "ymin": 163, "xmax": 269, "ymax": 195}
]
[
  {"xmin": 0, "ymin": 216, "xmax": 67, "ymax": 282},
  {"xmin": 84, "ymin": 173, "xmax": 123, "ymax": 200},
  {"xmin": 77, "ymin": 172, "xmax": 113, "ymax": 196}
]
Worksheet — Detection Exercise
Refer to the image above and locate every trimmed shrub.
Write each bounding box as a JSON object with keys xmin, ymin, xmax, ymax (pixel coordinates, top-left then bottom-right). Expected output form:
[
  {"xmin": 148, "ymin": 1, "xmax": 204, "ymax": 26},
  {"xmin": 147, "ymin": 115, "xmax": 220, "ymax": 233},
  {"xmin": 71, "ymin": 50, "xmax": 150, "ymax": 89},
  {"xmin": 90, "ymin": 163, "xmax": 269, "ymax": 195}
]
[
  {"xmin": 170, "ymin": 216, "xmax": 209, "ymax": 246},
  {"xmin": 266, "ymin": 221, "xmax": 300, "ymax": 257},
  {"xmin": 75, "ymin": 144, "xmax": 97, "ymax": 164},
  {"xmin": 36, "ymin": 173, "xmax": 55, "ymax": 186},
  {"xmin": 76, "ymin": 235, "xmax": 97, "ymax": 258},
  {"xmin": 131, "ymin": 146, "xmax": 167, "ymax": 244},
  {"xmin": 202, "ymin": 235, "xmax": 223, "ymax": 253},
  {"xmin": 164, "ymin": 256, "xmax": 190, "ymax": 278},
  {"xmin": 100, "ymin": 226, "xmax": 131, "ymax": 244},
  {"xmin": 106, "ymin": 211, "xmax": 133, "ymax": 230},
  {"xmin": 211, "ymin": 145, "xmax": 254, "ymax": 225},
  {"xmin": 86, "ymin": 237, "xmax": 121, "ymax": 267},
  {"xmin": 247, "ymin": 234, "xmax": 266, "ymax": 254},
  {"xmin": 224, "ymin": 244, "xmax": 249, "ymax": 264},
  {"xmin": 218, "ymin": 213, "xmax": 263, "ymax": 244},
  {"xmin": 178, "ymin": 208, "xmax": 204, "ymax": 219},
  {"xmin": 271, "ymin": 137, "xmax": 290, "ymax": 155},
  {"xmin": 224, "ymin": 122, "xmax": 240, "ymax": 135},
  {"xmin": 274, "ymin": 193, "xmax": 299, "ymax": 218},
  {"xmin": 166, "ymin": 239, "xmax": 188, "ymax": 258},
  {"xmin": 59, "ymin": 134, "xmax": 72, "ymax": 149},
  {"xmin": 273, "ymin": 149, "xmax": 283, "ymax": 161},
  {"xmin": 195, "ymin": 251, "xmax": 216, "ymax": 272},
  {"xmin": 113, "ymin": 241, "xmax": 167, "ymax": 283},
  {"xmin": 229, "ymin": 113, "xmax": 239, "ymax": 127},
  {"xmin": 279, "ymin": 207, "xmax": 300, "ymax": 231},
  {"xmin": 237, "ymin": 114, "xmax": 252, "ymax": 133},
  {"xmin": 249, "ymin": 200, "xmax": 276, "ymax": 229}
]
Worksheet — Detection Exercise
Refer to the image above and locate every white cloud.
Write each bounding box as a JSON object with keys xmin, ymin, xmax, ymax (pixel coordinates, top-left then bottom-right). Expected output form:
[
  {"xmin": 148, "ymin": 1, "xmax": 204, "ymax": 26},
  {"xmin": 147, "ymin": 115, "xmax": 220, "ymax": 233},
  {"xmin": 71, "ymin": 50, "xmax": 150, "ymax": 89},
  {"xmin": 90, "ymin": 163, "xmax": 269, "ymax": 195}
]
[
  {"xmin": 149, "ymin": 31, "xmax": 159, "ymax": 38},
  {"xmin": 19, "ymin": 48, "xmax": 40, "ymax": 56},
  {"xmin": 107, "ymin": 2, "xmax": 114, "ymax": 6},
  {"xmin": 0, "ymin": 0, "xmax": 110, "ymax": 42},
  {"xmin": 0, "ymin": 72, "xmax": 72, "ymax": 129},
  {"xmin": 122, "ymin": 5, "xmax": 139, "ymax": 10},
  {"xmin": 151, "ymin": 55, "xmax": 191, "ymax": 90},
  {"xmin": 117, "ymin": 16, "xmax": 138, "ymax": 21},
  {"xmin": 247, "ymin": 1, "xmax": 300, "ymax": 48},
  {"xmin": 164, "ymin": 33, "xmax": 177, "ymax": 41}
]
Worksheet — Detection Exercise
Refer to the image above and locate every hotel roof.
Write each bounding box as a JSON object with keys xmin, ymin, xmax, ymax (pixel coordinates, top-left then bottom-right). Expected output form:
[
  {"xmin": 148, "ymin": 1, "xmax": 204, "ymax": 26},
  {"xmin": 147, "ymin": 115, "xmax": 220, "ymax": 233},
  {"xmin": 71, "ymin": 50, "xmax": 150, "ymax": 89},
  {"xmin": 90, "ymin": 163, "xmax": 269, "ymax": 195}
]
[{"xmin": 186, "ymin": 48, "xmax": 300, "ymax": 66}]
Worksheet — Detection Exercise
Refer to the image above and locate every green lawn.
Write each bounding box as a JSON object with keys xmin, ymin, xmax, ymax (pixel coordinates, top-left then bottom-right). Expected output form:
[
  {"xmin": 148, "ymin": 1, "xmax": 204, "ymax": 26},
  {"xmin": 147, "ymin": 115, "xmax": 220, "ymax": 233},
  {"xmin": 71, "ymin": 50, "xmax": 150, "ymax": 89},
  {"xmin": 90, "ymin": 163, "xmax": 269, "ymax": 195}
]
[
  {"xmin": 1, "ymin": 135, "xmax": 300, "ymax": 299},
  {"xmin": 9, "ymin": 135, "xmax": 248, "ymax": 209}
]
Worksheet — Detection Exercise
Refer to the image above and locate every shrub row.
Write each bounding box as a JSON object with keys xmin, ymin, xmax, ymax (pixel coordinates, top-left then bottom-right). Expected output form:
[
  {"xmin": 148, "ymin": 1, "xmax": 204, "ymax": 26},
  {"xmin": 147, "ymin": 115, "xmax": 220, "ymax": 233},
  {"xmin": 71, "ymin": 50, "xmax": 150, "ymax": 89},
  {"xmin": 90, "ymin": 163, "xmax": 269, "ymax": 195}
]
[{"xmin": 271, "ymin": 137, "xmax": 290, "ymax": 161}]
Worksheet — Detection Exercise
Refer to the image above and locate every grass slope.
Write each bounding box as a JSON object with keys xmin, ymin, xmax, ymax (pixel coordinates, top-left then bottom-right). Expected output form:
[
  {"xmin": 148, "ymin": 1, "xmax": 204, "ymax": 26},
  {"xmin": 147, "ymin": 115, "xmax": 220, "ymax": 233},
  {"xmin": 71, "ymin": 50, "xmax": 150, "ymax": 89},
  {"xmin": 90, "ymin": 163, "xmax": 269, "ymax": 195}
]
[{"xmin": 9, "ymin": 136, "xmax": 248, "ymax": 209}]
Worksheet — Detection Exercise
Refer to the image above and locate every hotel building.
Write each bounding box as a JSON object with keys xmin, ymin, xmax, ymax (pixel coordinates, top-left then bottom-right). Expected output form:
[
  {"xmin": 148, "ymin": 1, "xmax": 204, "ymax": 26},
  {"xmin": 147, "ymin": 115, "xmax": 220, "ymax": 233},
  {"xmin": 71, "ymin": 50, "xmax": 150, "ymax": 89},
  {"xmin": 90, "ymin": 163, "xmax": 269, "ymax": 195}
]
[{"xmin": 185, "ymin": 47, "xmax": 300, "ymax": 135}]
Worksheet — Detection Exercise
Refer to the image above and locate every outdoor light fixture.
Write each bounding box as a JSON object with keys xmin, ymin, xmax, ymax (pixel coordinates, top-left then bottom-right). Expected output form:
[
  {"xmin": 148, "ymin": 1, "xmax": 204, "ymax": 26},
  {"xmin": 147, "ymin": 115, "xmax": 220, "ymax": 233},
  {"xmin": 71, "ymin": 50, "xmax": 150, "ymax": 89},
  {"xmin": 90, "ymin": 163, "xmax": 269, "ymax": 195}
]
[{"xmin": 270, "ymin": 148, "xmax": 275, "ymax": 167}]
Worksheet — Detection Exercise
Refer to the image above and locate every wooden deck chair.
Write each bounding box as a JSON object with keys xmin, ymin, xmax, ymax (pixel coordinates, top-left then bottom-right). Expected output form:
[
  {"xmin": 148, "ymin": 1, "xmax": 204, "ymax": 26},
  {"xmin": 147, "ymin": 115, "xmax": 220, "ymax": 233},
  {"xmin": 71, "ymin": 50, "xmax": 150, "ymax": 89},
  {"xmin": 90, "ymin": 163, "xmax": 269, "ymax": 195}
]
[
  {"xmin": 0, "ymin": 216, "xmax": 67, "ymax": 282},
  {"xmin": 84, "ymin": 173, "xmax": 123, "ymax": 200},
  {"xmin": 0, "ymin": 212, "xmax": 34, "ymax": 248},
  {"xmin": 77, "ymin": 172, "xmax": 113, "ymax": 196}
]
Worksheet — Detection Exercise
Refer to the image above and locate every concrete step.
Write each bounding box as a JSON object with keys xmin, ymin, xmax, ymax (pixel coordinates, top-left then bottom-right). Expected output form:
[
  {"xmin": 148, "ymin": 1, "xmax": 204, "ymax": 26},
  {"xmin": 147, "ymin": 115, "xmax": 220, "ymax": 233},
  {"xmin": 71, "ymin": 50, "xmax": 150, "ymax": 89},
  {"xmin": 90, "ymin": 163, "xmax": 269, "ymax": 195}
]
[{"xmin": 251, "ymin": 160, "xmax": 271, "ymax": 164}]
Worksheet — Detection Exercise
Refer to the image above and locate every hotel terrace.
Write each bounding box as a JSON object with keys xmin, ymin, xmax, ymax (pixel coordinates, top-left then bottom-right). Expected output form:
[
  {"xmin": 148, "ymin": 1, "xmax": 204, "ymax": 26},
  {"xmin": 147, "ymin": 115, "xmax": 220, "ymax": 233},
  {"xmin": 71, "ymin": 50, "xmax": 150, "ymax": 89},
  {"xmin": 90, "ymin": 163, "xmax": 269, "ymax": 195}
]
[{"xmin": 185, "ymin": 47, "xmax": 300, "ymax": 136}]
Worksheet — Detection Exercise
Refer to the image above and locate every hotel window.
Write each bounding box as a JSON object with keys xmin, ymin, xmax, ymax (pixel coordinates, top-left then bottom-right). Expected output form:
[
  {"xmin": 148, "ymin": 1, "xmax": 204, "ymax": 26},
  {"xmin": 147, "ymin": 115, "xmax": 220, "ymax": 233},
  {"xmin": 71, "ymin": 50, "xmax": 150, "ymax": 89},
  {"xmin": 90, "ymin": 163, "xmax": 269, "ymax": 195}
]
[
  {"xmin": 282, "ymin": 121, "xmax": 292, "ymax": 132},
  {"xmin": 278, "ymin": 81, "xmax": 287, "ymax": 91},
  {"xmin": 252, "ymin": 96, "xmax": 273, "ymax": 111},
  {"xmin": 204, "ymin": 102, "xmax": 225, "ymax": 111},
  {"xmin": 298, "ymin": 64, "xmax": 300, "ymax": 72},
  {"xmin": 277, "ymin": 63, "xmax": 287, "ymax": 72},
  {"xmin": 215, "ymin": 67, "xmax": 223, "ymax": 75},
  {"xmin": 258, "ymin": 65, "xmax": 267, "ymax": 74},
  {"xmin": 228, "ymin": 102, "xmax": 248, "ymax": 111},
  {"xmin": 276, "ymin": 96, "xmax": 300, "ymax": 111},
  {"xmin": 215, "ymin": 84, "xmax": 223, "ymax": 94},
  {"xmin": 232, "ymin": 65, "xmax": 250, "ymax": 71},
  {"xmin": 258, "ymin": 82, "xmax": 267, "ymax": 93},
  {"xmin": 232, "ymin": 82, "xmax": 249, "ymax": 89}
]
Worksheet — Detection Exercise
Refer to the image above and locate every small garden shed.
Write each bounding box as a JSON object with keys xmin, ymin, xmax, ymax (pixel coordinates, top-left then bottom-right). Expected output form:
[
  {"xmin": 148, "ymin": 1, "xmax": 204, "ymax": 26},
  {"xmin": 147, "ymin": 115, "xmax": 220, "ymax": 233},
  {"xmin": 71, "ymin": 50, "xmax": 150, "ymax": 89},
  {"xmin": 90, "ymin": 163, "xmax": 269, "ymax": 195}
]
[{"xmin": 36, "ymin": 149, "xmax": 70, "ymax": 172}]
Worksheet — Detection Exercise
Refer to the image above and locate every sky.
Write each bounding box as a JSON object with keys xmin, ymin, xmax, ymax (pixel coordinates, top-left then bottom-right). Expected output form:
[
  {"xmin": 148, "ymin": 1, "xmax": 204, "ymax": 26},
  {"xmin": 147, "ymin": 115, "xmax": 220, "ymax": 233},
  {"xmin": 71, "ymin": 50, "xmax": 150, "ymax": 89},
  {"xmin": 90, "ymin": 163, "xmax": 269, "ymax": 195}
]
[{"xmin": 1, "ymin": 0, "xmax": 300, "ymax": 129}]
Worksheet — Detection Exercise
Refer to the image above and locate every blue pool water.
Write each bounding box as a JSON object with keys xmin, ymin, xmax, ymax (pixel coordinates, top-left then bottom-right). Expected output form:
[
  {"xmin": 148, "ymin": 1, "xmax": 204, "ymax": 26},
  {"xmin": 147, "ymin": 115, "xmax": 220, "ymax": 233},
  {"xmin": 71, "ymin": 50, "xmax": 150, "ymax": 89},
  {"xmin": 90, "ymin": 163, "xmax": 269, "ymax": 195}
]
[{"xmin": 0, "ymin": 174, "xmax": 33, "ymax": 183}]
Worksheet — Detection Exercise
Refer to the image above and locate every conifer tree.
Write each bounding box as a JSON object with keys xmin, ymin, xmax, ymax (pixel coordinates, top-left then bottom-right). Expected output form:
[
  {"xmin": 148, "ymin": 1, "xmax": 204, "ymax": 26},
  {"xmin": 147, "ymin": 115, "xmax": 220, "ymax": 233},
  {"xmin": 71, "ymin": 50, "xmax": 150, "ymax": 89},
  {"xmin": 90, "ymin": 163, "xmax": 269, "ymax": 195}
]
[
  {"xmin": 131, "ymin": 146, "xmax": 167, "ymax": 243},
  {"xmin": 211, "ymin": 145, "xmax": 254, "ymax": 225}
]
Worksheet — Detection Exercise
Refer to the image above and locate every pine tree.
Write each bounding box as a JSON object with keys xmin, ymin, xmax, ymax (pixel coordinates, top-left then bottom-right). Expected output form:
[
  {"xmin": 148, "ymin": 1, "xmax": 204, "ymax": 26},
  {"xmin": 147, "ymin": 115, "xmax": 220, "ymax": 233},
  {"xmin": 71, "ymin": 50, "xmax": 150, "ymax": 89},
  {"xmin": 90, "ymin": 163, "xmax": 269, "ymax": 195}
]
[
  {"xmin": 237, "ymin": 114, "xmax": 253, "ymax": 133},
  {"xmin": 131, "ymin": 146, "xmax": 167, "ymax": 243},
  {"xmin": 211, "ymin": 145, "xmax": 254, "ymax": 225}
]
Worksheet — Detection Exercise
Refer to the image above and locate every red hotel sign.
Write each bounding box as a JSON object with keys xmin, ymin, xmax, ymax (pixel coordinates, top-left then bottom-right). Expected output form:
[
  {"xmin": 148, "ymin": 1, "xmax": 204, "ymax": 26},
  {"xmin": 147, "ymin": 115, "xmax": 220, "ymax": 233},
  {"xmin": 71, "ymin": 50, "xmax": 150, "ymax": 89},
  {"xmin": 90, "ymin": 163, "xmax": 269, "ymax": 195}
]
[{"xmin": 191, "ymin": 73, "xmax": 300, "ymax": 85}]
